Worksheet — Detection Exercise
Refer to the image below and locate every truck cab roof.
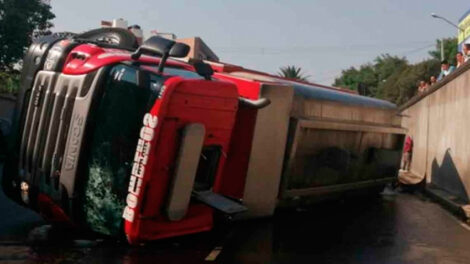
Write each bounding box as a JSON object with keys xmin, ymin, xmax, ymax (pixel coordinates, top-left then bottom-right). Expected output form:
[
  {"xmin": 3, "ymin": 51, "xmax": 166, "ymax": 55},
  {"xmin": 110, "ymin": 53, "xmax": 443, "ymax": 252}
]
[{"xmin": 62, "ymin": 43, "xmax": 195, "ymax": 75}]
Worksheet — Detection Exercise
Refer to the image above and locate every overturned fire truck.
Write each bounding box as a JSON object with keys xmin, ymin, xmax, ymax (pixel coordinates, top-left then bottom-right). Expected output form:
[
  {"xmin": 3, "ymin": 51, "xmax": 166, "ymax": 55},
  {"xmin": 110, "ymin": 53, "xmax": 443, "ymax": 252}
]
[{"xmin": 2, "ymin": 28, "xmax": 405, "ymax": 244}]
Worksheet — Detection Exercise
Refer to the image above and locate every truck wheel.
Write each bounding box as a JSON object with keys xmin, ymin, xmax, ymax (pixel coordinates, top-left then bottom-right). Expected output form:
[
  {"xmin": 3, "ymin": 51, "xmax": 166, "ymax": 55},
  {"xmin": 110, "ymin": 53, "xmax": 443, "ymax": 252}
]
[{"xmin": 74, "ymin": 28, "xmax": 139, "ymax": 50}]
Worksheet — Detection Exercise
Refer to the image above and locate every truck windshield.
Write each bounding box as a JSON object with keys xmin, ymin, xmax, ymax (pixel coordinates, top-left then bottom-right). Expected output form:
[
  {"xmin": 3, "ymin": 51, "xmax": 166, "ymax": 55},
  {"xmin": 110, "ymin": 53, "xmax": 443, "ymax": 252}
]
[{"xmin": 83, "ymin": 64, "xmax": 161, "ymax": 235}]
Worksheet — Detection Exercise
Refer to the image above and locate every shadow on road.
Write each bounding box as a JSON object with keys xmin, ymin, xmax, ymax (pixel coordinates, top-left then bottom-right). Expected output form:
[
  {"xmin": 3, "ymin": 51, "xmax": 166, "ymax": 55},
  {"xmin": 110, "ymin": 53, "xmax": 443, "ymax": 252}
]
[{"xmin": 0, "ymin": 164, "xmax": 44, "ymax": 242}]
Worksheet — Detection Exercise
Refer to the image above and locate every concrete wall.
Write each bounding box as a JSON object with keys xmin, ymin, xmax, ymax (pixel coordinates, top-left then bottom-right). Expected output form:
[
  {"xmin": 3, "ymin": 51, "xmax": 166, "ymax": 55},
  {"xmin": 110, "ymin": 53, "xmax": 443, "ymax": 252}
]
[{"xmin": 400, "ymin": 63, "xmax": 470, "ymax": 202}]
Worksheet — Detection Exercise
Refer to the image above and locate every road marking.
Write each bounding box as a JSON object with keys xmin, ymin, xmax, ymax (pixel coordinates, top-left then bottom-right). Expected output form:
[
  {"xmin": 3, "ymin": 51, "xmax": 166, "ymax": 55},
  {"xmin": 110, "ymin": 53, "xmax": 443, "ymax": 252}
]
[{"xmin": 205, "ymin": 246, "xmax": 223, "ymax": 261}]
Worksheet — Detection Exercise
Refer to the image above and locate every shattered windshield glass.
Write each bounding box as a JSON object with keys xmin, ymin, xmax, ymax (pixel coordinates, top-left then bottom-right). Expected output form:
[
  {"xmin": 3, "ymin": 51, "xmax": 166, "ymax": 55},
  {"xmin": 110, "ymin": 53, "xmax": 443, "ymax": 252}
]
[{"xmin": 83, "ymin": 64, "xmax": 162, "ymax": 236}]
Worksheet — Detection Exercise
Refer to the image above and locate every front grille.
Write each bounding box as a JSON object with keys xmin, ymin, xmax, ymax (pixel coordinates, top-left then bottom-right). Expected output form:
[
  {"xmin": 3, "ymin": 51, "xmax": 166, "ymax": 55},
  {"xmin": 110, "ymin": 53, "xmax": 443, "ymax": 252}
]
[
  {"xmin": 50, "ymin": 84, "xmax": 78, "ymax": 189},
  {"xmin": 19, "ymin": 71, "xmax": 58, "ymax": 183},
  {"xmin": 19, "ymin": 71, "xmax": 95, "ymax": 196}
]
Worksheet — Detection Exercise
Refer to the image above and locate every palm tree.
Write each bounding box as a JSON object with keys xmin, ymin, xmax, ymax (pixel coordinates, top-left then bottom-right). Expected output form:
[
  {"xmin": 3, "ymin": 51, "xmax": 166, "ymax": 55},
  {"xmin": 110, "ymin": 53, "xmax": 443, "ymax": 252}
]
[{"xmin": 277, "ymin": 65, "xmax": 309, "ymax": 81}]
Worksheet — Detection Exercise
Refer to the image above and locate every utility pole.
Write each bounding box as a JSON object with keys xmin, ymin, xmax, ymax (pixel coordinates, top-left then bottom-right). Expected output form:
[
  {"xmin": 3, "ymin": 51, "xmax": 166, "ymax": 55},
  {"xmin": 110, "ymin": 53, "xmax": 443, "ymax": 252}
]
[{"xmin": 441, "ymin": 38, "xmax": 444, "ymax": 61}]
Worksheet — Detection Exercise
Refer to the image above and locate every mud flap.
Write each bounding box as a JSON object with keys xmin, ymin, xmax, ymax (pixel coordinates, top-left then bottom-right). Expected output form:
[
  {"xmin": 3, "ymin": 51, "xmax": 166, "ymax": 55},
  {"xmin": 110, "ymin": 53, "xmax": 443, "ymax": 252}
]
[{"xmin": 166, "ymin": 123, "xmax": 205, "ymax": 221}]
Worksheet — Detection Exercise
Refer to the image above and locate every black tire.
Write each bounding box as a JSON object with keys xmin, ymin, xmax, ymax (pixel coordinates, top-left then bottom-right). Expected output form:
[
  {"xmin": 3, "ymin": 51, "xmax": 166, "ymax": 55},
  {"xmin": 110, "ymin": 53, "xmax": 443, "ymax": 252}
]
[{"xmin": 74, "ymin": 28, "xmax": 139, "ymax": 50}]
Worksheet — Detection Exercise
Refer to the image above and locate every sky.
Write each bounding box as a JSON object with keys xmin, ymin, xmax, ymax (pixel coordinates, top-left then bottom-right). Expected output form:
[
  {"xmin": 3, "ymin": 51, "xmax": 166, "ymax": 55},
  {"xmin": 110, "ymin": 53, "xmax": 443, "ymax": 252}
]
[{"xmin": 50, "ymin": 0, "xmax": 469, "ymax": 86}]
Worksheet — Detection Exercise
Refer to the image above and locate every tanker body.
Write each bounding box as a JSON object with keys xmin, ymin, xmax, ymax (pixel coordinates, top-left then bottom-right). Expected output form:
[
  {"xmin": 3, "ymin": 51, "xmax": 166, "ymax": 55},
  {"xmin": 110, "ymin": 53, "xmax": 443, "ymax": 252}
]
[{"xmin": 209, "ymin": 63, "xmax": 405, "ymax": 218}]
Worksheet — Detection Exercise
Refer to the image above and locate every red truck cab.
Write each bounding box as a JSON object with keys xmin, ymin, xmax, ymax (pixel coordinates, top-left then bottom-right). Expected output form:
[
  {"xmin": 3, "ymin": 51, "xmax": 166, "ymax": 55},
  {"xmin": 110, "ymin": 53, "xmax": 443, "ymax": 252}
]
[{"xmin": 3, "ymin": 30, "xmax": 257, "ymax": 244}]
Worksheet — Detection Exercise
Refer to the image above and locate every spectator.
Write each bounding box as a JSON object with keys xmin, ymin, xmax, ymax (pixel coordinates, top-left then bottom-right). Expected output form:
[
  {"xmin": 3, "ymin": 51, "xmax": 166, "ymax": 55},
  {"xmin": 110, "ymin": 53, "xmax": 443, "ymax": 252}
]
[
  {"xmin": 437, "ymin": 60, "xmax": 455, "ymax": 81},
  {"xmin": 424, "ymin": 81, "xmax": 430, "ymax": 91},
  {"xmin": 417, "ymin": 80, "xmax": 428, "ymax": 94},
  {"xmin": 456, "ymin": 52, "xmax": 465, "ymax": 68},
  {"xmin": 417, "ymin": 81, "xmax": 423, "ymax": 93},
  {"xmin": 400, "ymin": 135, "xmax": 413, "ymax": 172},
  {"xmin": 430, "ymin": 75, "xmax": 437, "ymax": 85},
  {"xmin": 463, "ymin": 43, "xmax": 470, "ymax": 62}
]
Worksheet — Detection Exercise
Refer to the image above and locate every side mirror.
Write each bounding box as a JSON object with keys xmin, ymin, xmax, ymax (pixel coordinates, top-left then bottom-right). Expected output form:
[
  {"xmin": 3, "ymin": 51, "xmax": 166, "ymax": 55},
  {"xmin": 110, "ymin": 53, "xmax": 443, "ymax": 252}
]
[
  {"xmin": 132, "ymin": 36, "xmax": 175, "ymax": 58},
  {"xmin": 192, "ymin": 60, "xmax": 214, "ymax": 80},
  {"xmin": 169, "ymin": 43, "xmax": 190, "ymax": 58},
  {"xmin": 131, "ymin": 36, "xmax": 190, "ymax": 73}
]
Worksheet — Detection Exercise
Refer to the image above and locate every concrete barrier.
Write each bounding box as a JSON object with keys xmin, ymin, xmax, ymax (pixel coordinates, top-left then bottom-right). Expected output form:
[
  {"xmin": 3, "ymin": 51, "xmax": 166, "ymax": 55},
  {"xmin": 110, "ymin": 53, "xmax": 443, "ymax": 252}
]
[{"xmin": 400, "ymin": 62, "xmax": 470, "ymax": 202}]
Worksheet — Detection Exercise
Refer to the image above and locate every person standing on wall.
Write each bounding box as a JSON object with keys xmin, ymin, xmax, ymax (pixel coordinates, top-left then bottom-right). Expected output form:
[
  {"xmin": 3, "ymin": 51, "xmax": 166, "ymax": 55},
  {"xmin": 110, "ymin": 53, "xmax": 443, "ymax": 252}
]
[{"xmin": 400, "ymin": 135, "xmax": 413, "ymax": 172}]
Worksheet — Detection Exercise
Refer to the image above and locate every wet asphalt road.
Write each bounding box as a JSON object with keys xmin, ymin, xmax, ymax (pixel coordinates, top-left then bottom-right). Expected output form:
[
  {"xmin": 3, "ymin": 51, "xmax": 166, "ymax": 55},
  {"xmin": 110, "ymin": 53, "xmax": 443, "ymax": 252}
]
[{"xmin": 1, "ymin": 162, "xmax": 470, "ymax": 263}]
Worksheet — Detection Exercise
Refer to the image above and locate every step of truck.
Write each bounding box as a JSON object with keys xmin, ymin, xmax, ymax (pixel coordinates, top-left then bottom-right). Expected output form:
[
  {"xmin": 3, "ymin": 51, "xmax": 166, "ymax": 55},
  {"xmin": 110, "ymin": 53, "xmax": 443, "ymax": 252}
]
[{"xmin": 192, "ymin": 190, "xmax": 247, "ymax": 215}]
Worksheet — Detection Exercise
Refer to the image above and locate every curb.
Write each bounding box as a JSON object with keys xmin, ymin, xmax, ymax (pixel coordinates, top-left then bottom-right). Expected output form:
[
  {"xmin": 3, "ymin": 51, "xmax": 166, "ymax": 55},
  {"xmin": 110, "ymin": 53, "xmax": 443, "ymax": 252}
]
[{"xmin": 424, "ymin": 184, "xmax": 470, "ymax": 221}]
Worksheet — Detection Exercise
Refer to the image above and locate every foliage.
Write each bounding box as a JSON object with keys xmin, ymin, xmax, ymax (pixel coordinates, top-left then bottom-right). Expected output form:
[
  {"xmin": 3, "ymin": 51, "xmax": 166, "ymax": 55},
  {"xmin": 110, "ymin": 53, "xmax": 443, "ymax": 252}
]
[
  {"xmin": 334, "ymin": 38, "xmax": 457, "ymax": 105},
  {"xmin": 278, "ymin": 65, "xmax": 309, "ymax": 81},
  {"xmin": 0, "ymin": 0, "xmax": 55, "ymax": 71},
  {"xmin": 428, "ymin": 38, "xmax": 459, "ymax": 65},
  {"xmin": 333, "ymin": 64, "xmax": 373, "ymax": 95},
  {"xmin": 0, "ymin": 71, "xmax": 19, "ymax": 94},
  {"xmin": 333, "ymin": 54, "xmax": 407, "ymax": 97},
  {"xmin": 380, "ymin": 60, "xmax": 440, "ymax": 105}
]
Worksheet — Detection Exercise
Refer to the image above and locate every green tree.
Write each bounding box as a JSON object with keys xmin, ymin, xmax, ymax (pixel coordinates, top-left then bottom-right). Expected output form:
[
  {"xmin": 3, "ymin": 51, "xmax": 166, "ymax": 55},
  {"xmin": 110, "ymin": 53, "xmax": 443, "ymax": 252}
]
[
  {"xmin": 0, "ymin": 71, "xmax": 20, "ymax": 94},
  {"xmin": 333, "ymin": 54, "xmax": 407, "ymax": 97},
  {"xmin": 428, "ymin": 38, "xmax": 458, "ymax": 66},
  {"xmin": 333, "ymin": 64, "xmax": 376, "ymax": 96},
  {"xmin": 278, "ymin": 65, "xmax": 309, "ymax": 81},
  {"xmin": 0, "ymin": 0, "xmax": 55, "ymax": 71},
  {"xmin": 380, "ymin": 59, "xmax": 440, "ymax": 104},
  {"xmin": 334, "ymin": 38, "xmax": 456, "ymax": 105},
  {"xmin": 378, "ymin": 64, "xmax": 408, "ymax": 103}
]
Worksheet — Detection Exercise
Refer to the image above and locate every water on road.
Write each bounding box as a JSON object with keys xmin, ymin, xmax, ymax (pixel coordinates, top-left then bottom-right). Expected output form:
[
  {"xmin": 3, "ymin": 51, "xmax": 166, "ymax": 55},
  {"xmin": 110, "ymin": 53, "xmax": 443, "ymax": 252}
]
[{"xmin": 1, "ymin": 162, "xmax": 470, "ymax": 263}]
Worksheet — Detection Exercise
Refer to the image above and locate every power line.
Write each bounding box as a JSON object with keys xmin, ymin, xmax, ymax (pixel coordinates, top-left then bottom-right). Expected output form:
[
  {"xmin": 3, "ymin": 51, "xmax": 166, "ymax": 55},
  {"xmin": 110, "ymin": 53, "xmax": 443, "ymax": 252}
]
[
  {"xmin": 397, "ymin": 43, "xmax": 435, "ymax": 56},
  {"xmin": 215, "ymin": 43, "xmax": 435, "ymax": 56},
  {"xmin": 213, "ymin": 40, "xmax": 435, "ymax": 54}
]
